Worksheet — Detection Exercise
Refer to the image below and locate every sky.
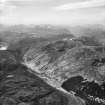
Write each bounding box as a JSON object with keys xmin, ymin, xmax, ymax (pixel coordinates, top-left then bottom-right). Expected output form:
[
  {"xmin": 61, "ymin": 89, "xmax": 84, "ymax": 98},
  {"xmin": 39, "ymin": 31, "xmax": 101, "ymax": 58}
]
[{"xmin": 0, "ymin": 0, "xmax": 105, "ymax": 25}]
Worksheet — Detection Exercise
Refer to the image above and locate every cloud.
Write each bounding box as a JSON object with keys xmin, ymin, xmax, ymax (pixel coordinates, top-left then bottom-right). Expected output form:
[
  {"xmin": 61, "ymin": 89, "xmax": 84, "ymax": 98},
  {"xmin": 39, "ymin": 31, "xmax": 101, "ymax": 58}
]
[
  {"xmin": 0, "ymin": 0, "xmax": 16, "ymax": 14},
  {"xmin": 54, "ymin": 0, "xmax": 105, "ymax": 11},
  {"xmin": 3, "ymin": 0, "xmax": 52, "ymax": 3},
  {"xmin": 0, "ymin": 0, "xmax": 52, "ymax": 8}
]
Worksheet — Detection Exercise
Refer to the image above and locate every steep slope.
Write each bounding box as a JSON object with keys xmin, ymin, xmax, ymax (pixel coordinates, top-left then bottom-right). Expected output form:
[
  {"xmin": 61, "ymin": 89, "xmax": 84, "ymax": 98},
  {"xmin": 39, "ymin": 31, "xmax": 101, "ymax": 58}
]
[{"xmin": 0, "ymin": 50, "xmax": 72, "ymax": 105}]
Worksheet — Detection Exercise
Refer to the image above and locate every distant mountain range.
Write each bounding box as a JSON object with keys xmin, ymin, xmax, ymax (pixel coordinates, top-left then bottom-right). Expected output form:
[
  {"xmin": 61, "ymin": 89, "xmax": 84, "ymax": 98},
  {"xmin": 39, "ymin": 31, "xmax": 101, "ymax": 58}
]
[
  {"xmin": 0, "ymin": 24, "xmax": 74, "ymax": 43},
  {"xmin": 0, "ymin": 24, "xmax": 105, "ymax": 45},
  {"xmin": 69, "ymin": 24, "xmax": 105, "ymax": 40}
]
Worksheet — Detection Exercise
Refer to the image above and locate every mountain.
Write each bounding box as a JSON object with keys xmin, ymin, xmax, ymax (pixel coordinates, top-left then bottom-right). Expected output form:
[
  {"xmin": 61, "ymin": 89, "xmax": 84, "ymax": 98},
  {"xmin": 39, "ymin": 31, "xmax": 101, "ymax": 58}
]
[{"xmin": 23, "ymin": 38, "xmax": 105, "ymax": 105}]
